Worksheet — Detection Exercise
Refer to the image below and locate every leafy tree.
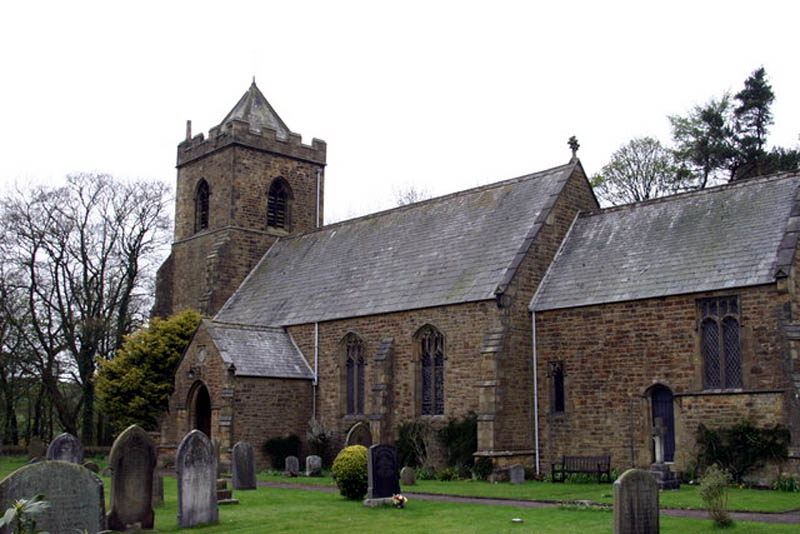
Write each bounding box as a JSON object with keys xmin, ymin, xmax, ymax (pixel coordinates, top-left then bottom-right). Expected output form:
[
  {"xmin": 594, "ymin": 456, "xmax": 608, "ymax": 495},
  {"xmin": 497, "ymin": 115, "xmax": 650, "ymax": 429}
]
[
  {"xmin": 96, "ymin": 309, "xmax": 202, "ymax": 434},
  {"xmin": 591, "ymin": 137, "xmax": 680, "ymax": 205},
  {"xmin": 732, "ymin": 67, "xmax": 774, "ymax": 179}
]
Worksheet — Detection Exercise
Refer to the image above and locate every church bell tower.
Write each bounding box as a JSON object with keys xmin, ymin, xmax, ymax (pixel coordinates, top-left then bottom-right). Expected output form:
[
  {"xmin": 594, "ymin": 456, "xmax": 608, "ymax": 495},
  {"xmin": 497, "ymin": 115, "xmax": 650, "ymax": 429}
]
[{"xmin": 153, "ymin": 82, "xmax": 327, "ymax": 317}]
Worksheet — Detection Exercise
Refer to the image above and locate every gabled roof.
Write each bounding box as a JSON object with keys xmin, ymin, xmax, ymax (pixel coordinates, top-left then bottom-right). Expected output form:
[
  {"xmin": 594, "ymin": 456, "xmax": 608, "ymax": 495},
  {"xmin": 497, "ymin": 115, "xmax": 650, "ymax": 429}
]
[
  {"xmin": 216, "ymin": 162, "xmax": 579, "ymax": 327},
  {"xmin": 531, "ymin": 172, "xmax": 800, "ymax": 312},
  {"xmin": 204, "ymin": 320, "xmax": 312, "ymax": 379},
  {"xmin": 220, "ymin": 81, "xmax": 290, "ymax": 139}
]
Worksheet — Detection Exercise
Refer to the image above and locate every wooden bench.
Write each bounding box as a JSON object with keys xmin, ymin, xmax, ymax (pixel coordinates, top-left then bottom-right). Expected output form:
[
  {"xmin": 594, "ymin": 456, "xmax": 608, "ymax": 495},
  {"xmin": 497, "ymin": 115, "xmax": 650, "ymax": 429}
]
[{"xmin": 551, "ymin": 455, "xmax": 612, "ymax": 483}]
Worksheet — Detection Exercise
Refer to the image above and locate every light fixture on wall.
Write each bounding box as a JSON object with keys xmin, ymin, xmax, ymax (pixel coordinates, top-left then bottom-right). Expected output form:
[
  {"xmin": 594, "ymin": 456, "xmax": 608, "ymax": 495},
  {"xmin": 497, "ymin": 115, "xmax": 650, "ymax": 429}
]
[{"xmin": 187, "ymin": 368, "xmax": 195, "ymax": 380}]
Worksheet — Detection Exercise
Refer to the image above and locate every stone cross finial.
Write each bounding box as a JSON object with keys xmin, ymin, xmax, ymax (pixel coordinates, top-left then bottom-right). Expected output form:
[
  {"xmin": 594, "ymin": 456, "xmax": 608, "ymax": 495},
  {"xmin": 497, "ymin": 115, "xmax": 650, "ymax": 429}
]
[
  {"xmin": 652, "ymin": 417, "xmax": 666, "ymax": 464},
  {"xmin": 568, "ymin": 136, "xmax": 580, "ymax": 160}
]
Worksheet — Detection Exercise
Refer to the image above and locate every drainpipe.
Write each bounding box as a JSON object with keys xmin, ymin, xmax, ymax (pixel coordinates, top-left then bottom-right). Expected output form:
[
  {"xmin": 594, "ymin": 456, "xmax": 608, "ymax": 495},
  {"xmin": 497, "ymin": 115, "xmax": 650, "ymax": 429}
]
[
  {"xmin": 532, "ymin": 311, "xmax": 541, "ymax": 475},
  {"xmin": 315, "ymin": 168, "xmax": 321, "ymax": 228},
  {"xmin": 313, "ymin": 322, "xmax": 319, "ymax": 419}
]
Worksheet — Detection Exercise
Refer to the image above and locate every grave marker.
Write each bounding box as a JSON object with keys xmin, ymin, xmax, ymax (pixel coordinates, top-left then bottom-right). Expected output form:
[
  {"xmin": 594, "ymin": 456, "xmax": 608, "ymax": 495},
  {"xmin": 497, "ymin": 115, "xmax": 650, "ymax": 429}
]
[
  {"xmin": 46, "ymin": 432, "xmax": 83, "ymax": 464},
  {"xmin": 305, "ymin": 455, "xmax": 322, "ymax": 477},
  {"xmin": 284, "ymin": 455, "xmax": 299, "ymax": 476},
  {"xmin": 613, "ymin": 468, "xmax": 659, "ymax": 534},
  {"xmin": 400, "ymin": 466, "xmax": 416, "ymax": 486},
  {"xmin": 176, "ymin": 430, "xmax": 218, "ymax": 527},
  {"xmin": 509, "ymin": 464, "xmax": 525, "ymax": 485},
  {"xmin": 27, "ymin": 436, "xmax": 46, "ymax": 460},
  {"xmin": 367, "ymin": 444, "xmax": 400, "ymax": 499},
  {"xmin": 107, "ymin": 424, "xmax": 157, "ymax": 530},
  {"xmin": 232, "ymin": 441, "xmax": 256, "ymax": 490}
]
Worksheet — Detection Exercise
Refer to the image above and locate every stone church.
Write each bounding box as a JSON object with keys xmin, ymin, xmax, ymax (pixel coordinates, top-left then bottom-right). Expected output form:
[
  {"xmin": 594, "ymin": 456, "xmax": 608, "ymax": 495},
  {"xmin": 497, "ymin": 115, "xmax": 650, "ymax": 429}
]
[{"xmin": 155, "ymin": 82, "xmax": 800, "ymax": 476}]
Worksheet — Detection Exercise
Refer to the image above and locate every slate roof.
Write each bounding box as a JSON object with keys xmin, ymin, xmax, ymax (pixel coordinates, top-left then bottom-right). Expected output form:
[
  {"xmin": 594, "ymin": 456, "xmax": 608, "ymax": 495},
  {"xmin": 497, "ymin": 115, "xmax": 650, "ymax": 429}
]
[
  {"xmin": 531, "ymin": 172, "xmax": 800, "ymax": 312},
  {"xmin": 216, "ymin": 162, "xmax": 579, "ymax": 327},
  {"xmin": 220, "ymin": 81, "xmax": 290, "ymax": 139},
  {"xmin": 204, "ymin": 320, "xmax": 312, "ymax": 379}
]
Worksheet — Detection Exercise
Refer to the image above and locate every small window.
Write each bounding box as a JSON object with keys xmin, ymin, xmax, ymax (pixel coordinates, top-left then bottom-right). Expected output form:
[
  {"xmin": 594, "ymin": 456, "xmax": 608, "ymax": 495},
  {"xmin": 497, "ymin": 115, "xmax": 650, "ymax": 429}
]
[
  {"xmin": 550, "ymin": 361, "xmax": 566, "ymax": 413},
  {"xmin": 267, "ymin": 179, "xmax": 290, "ymax": 230},
  {"xmin": 419, "ymin": 326, "xmax": 445, "ymax": 415},
  {"xmin": 699, "ymin": 296, "xmax": 742, "ymax": 389},
  {"xmin": 344, "ymin": 334, "xmax": 365, "ymax": 415},
  {"xmin": 195, "ymin": 179, "xmax": 210, "ymax": 232}
]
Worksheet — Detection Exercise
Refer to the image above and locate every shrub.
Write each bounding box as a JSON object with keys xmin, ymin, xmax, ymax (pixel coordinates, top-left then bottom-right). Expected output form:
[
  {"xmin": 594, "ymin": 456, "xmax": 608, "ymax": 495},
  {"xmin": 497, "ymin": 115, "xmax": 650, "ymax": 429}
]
[
  {"xmin": 332, "ymin": 445, "xmax": 368, "ymax": 500},
  {"xmin": 435, "ymin": 466, "xmax": 460, "ymax": 481},
  {"xmin": 695, "ymin": 422, "xmax": 789, "ymax": 484},
  {"xmin": 395, "ymin": 421, "xmax": 434, "ymax": 469},
  {"xmin": 261, "ymin": 435, "xmax": 301, "ymax": 470},
  {"xmin": 772, "ymin": 474, "xmax": 800, "ymax": 492},
  {"xmin": 471, "ymin": 457, "xmax": 494, "ymax": 481},
  {"xmin": 306, "ymin": 417, "xmax": 334, "ymax": 466},
  {"xmin": 438, "ymin": 412, "xmax": 477, "ymax": 470},
  {"xmin": 699, "ymin": 464, "xmax": 733, "ymax": 527}
]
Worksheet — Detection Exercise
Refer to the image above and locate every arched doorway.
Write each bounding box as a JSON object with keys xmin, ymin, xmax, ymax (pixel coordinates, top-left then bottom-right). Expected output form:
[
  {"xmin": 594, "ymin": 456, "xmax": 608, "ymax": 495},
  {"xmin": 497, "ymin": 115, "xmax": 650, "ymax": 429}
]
[
  {"xmin": 345, "ymin": 422, "xmax": 372, "ymax": 447},
  {"xmin": 189, "ymin": 382, "xmax": 212, "ymax": 438},
  {"xmin": 651, "ymin": 385, "xmax": 675, "ymax": 462}
]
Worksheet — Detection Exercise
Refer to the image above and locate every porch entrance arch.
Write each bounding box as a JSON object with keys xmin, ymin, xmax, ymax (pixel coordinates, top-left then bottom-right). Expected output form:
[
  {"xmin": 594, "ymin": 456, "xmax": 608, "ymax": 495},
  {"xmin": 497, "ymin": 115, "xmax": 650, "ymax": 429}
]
[{"xmin": 188, "ymin": 381, "xmax": 212, "ymax": 438}]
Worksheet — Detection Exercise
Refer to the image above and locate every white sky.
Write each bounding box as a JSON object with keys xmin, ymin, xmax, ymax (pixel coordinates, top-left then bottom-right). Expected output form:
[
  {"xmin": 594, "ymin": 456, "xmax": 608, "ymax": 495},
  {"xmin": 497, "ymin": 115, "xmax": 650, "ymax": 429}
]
[{"xmin": 1, "ymin": 1, "xmax": 797, "ymax": 223}]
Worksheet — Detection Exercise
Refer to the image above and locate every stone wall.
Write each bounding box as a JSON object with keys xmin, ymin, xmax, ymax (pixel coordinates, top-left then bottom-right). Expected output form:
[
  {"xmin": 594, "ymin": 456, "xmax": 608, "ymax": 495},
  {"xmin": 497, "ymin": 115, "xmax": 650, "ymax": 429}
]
[{"xmin": 534, "ymin": 283, "xmax": 792, "ymax": 474}]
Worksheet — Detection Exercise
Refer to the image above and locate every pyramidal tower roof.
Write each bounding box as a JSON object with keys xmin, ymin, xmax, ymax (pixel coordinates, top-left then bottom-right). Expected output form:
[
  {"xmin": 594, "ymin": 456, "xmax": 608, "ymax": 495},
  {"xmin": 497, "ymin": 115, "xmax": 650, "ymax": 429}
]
[{"xmin": 220, "ymin": 80, "xmax": 290, "ymax": 139}]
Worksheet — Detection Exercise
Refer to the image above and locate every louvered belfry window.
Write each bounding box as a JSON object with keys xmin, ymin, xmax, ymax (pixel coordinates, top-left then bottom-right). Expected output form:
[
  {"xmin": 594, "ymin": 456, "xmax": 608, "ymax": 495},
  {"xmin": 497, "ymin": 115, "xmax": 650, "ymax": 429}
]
[
  {"xmin": 345, "ymin": 334, "xmax": 365, "ymax": 415},
  {"xmin": 420, "ymin": 327, "xmax": 445, "ymax": 415},
  {"xmin": 700, "ymin": 296, "xmax": 743, "ymax": 389},
  {"xmin": 195, "ymin": 179, "xmax": 210, "ymax": 232},
  {"xmin": 267, "ymin": 179, "xmax": 289, "ymax": 229}
]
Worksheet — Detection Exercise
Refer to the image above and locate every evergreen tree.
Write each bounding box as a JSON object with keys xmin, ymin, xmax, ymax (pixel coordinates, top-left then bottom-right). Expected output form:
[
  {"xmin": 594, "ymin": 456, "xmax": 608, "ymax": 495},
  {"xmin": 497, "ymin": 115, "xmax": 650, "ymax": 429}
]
[{"xmin": 732, "ymin": 67, "xmax": 775, "ymax": 178}]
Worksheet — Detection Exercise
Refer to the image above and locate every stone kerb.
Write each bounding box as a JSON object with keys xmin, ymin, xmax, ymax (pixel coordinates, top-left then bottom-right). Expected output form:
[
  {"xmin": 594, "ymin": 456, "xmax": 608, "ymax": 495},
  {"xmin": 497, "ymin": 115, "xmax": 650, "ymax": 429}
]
[
  {"xmin": 46, "ymin": 432, "xmax": 84, "ymax": 464},
  {"xmin": 0, "ymin": 461, "xmax": 104, "ymax": 534},
  {"xmin": 231, "ymin": 441, "xmax": 256, "ymax": 490},
  {"xmin": 176, "ymin": 430, "xmax": 218, "ymax": 528},
  {"xmin": 107, "ymin": 424, "xmax": 157, "ymax": 530},
  {"xmin": 613, "ymin": 468, "xmax": 659, "ymax": 534}
]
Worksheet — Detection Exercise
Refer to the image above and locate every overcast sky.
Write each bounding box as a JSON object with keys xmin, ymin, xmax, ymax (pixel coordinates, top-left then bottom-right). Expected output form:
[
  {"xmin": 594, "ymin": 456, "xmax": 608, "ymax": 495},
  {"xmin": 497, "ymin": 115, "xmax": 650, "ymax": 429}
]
[{"xmin": 1, "ymin": 1, "xmax": 797, "ymax": 223}]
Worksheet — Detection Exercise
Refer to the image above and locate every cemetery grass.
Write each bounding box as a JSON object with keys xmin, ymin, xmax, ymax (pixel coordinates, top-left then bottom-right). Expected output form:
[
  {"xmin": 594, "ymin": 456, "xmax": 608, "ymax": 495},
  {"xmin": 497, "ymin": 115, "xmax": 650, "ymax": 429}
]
[{"xmin": 257, "ymin": 472, "xmax": 800, "ymax": 512}]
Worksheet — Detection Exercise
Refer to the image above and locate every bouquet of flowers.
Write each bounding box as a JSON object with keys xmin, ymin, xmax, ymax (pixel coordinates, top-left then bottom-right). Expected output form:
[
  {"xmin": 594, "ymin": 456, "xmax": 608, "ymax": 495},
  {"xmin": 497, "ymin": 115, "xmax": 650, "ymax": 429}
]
[{"xmin": 392, "ymin": 494, "xmax": 408, "ymax": 508}]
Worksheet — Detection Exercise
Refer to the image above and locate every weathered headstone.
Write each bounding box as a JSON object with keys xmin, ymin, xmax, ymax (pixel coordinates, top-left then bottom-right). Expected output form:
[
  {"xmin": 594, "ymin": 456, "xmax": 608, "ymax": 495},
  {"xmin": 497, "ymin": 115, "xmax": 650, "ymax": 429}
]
[
  {"xmin": 107, "ymin": 424, "xmax": 157, "ymax": 530},
  {"xmin": 231, "ymin": 441, "xmax": 256, "ymax": 490},
  {"xmin": 305, "ymin": 455, "xmax": 322, "ymax": 477},
  {"xmin": 509, "ymin": 464, "xmax": 525, "ymax": 485},
  {"xmin": 176, "ymin": 430, "xmax": 218, "ymax": 527},
  {"xmin": 400, "ymin": 466, "xmax": 416, "ymax": 486},
  {"xmin": 652, "ymin": 418, "xmax": 666, "ymax": 464},
  {"xmin": 0, "ymin": 461, "xmax": 104, "ymax": 534},
  {"xmin": 83, "ymin": 461, "xmax": 99, "ymax": 473},
  {"xmin": 46, "ymin": 432, "xmax": 84, "ymax": 464},
  {"xmin": 613, "ymin": 468, "xmax": 659, "ymax": 534},
  {"xmin": 367, "ymin": 444, "xmax": 400, "ymax": 499},
  {"xmin": 27, "ymin": 436, "xmax": 46, "ymax": 459},
  {"xmin": 284, "ymin": 455, "xmax": 299, "ymax": 476},
  {"xmin": 649, "ymin": 418, "xmax": 679, "ymax": 490},
  {"xmin": 152, "ymin": 473, "xmax": 164, "ymax": 506}
]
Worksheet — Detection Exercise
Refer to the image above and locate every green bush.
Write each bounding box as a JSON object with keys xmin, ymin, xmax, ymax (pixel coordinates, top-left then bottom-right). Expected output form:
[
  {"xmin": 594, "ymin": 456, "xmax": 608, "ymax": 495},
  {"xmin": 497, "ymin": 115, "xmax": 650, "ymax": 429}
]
[
  {"xmin": 332, "ymin": 445, "xmax": 368, "ymax": 500},
  {"xmin": 699, "ymin": 464, "xmax": 733, "ymax": 527},
  {"xmin": 696, "ymin": 422, "xmax": 789, "ymax": 483},
  {"xmin": 772, "ymin": 474, "xmax": 800, "ymax": 492},
  {"xmin": 261, "ymin": 435, "xmax": 301, "ymax": 470},
  {"xmin": 435, "ymin": 466, "xmax": 460, "ymax": 481},
  {"xmin": 471, "ymin": 457, "xmax": 494, "ymax": 481},
  {"xmin": 438, "ymin": 412, "xmax": 478, "ymax": 470}
]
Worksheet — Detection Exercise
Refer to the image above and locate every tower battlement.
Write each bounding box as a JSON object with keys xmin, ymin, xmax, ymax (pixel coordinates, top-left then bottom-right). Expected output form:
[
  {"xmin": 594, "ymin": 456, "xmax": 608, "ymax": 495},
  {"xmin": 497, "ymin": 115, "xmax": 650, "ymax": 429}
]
[{"xmin": 177, "ymin": 118, "xmax": 326, "ymax": 167}]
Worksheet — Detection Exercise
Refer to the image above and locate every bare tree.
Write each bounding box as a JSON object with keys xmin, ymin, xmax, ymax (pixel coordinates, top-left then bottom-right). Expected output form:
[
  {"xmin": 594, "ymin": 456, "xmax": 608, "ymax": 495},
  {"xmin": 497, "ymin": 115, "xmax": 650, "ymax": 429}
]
[
  {"xmin": 0, "ymin": 173, "xmax": 171, "ymax": 442},
  {"xmin": 394, "ymin": 184, "xmax": 433, "ymax": 206}
]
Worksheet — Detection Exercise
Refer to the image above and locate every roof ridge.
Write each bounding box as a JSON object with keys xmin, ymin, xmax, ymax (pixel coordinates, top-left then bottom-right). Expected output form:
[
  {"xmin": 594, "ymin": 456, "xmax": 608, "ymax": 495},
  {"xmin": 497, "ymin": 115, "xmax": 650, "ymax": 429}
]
[
  {"xmin": 208, "ymin": 320, "xmax": 284, "ymax": 332},
  {"xmin": 581, "ymin": 171, "xmax": 800, "ymax": 218},
  {"xmin": 284, "ymin": 160, "xmax": 576, "ymax": 241}
]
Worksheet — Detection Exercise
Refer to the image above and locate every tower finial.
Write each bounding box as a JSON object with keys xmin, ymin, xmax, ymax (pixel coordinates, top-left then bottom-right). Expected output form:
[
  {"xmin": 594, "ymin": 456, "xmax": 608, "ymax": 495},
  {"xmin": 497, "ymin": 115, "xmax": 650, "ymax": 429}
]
[
  {"xmin": 568, "ymin": 136, "xmax": 580, "ymax": 162},
  {"xmin": 252, "ymin": 75, "xmax": 256, "ymax": 86}
]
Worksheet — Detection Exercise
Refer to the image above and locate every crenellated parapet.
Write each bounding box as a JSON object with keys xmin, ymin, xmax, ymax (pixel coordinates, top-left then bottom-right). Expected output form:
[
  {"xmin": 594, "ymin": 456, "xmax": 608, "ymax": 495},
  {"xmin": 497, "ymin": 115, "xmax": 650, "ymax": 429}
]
[{"xmin": 177, "ymin": 118, "xmax": 326, "ymax": 167}]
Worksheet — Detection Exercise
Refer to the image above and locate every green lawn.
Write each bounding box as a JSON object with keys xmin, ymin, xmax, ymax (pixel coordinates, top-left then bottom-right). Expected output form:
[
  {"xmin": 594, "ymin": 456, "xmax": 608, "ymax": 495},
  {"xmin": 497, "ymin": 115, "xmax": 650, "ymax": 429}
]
[{"xmin": 257, "ymin": 473, "xmax": 800, "ymax": 513}]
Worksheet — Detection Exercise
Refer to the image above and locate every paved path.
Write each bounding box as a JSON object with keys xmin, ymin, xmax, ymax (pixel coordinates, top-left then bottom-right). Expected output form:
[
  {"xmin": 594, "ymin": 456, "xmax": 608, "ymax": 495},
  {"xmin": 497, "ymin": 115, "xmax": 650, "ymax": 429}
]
[{"xmin": 258, "ymin": 481, "xmax": 800, "ymax": 524}]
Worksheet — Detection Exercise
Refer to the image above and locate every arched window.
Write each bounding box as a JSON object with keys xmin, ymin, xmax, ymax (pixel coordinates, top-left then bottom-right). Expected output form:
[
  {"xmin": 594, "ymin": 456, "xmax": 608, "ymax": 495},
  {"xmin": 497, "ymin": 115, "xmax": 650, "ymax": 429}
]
[
  {"xmin": 344, "ymin": 334, "xmax": 365, "ymax": 415},
  {"xmin": 419, "ymin": 326, "xmax": 445, "ymax": 415},
  {"xmin": 267, "ymin": 179, "xmax": 290, "ymax": 230},
  {"xmin": 195, "ymin": 179, "xmax": 210, "ymax": 232},
  {"xmin": 700, "ymin": 296, "xmax": 742, "ymax": 389},
  {"xmin": 550, "ymin": 361, "xmax": 565, "ymax": 413}
]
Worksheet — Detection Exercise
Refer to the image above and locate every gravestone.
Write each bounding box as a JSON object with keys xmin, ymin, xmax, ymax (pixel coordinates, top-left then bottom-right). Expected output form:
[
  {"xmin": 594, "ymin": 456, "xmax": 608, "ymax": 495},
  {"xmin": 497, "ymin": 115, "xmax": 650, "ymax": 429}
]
[
  {"xmin": 107, "ymin": 424, "xmax": 157, "ymax": 530},
  {"xmin": 284, "ymin": 455, "xmax": 299, "ymax": 476},
  {"xmin": 46, "ymin": 432, "xmax": 83, "ymax": 464},
  {"xmin": 176, "ymin": 430, "xmax": 218, "ymax": 527},
  {"xmin": 0, "ymin": 461, "xmax": 104, "ymax": 534},
  {"xmin": 649, "ymin": 418, "xmax": 679, "ymax": 490},
  {"xmin": 613, "ymin": 468, "xmax": 659, "ymax": 534},
  {"xmin": 367, "ymin": 444, "xmax": 400, "ymax": 499},
  {"xmin": 305, "ymin": 455, "xmax": 322, "ymax": 477},
  {"xmin": 27, "ymin": 436, "xmax": 46, "ymax": 459},
  {"xmin": 400, "ymin": 466, "xmax": 416, "ymax": 486},
  {"xmin": 152, "ymin": 474, "xmax": 164, "ymax": 506},
  {"xmin": 509, "ymin": 464, "xmax": 525, "ymax": 485},
  {"xmin": 231, "ymin": 441, "xmax": 256, "ymax": 490}
]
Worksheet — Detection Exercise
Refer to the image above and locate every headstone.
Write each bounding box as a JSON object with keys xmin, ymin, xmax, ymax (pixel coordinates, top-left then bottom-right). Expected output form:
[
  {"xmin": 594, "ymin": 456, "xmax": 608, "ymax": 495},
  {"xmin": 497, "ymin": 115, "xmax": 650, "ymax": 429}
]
[
  {"xmin": 107, "ymin": 424, "xmax": 157, "ymax": 530},
  {"xmin": 176, "ymin": 430, "xmax": 218, "ymax": 527},
  {"xmin": 305, "ymin": 455, "xmax": 322, "ymax": 477},
  {"xmin": 27, "ymin": 436, "xmax": 46, "ymax": 459},
  {"xmin": 509, "ymin": 464, "xmax": 525, "ymax": 485},
  {"xmin": 367, "ymin": 444, "xmax": 400, "ymax": 499},
  {"xmin": 0, "ymin": 461, "xmax": 104, "ymax": 534},
  {"xmin": 152, "ymin": 474, "xmax": 164, "ymax": 506},
  {"xmin": 83, "ymin": 461, "xmax": 99, "ymax": 473},
  {"xmin": 284, "ymin": 455, "xmax": 299, "ymax": 476},
  {"xmin": 652, "ymin": 418, "xmax": 666, "ymax": 465},
  {"xmin": 46, "ymin": 432, "xmax": 84, "ymax": 464},
  {"xmin": 231, "ymin": 441, "xmax": 256, "ymax": 490},
  {"xmin": 613, "ymin": 468, "xmax": 659, "ymax": 534},
  {"xmin": 400, "ymin": 466, "xmax": 416, "ymax": 486},
  {"xmin": 649, "ymin": 417, "xmax": 679, "ymax": 490}
]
